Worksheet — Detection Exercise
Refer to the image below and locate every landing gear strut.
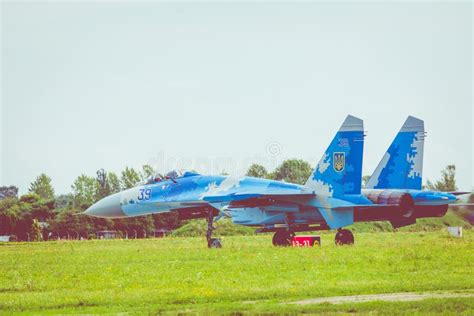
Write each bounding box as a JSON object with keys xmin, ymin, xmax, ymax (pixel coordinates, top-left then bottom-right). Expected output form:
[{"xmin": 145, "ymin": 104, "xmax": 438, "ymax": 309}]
[
  {"xmin": 272, "ymin": 231, "xmax": 294, "ymax": 247},
  {"xmin": 206, "ymin": 209, "xmax": 221, "ymax": 248},
  {"xmin": 335, "ymin": 228, "xmax": 354, "ymax": 245}
]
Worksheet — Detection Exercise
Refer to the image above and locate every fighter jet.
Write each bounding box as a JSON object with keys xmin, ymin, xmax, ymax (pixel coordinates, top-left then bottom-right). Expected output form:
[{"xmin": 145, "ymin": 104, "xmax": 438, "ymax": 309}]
[
  {"xmin": 85, "ymin": 115, "xmax": 469, "ymax": 248},
  {"xmin": 360, "ymin": 116, "xmax": 472, "ymax": 228},
  {"xmin": 86, "ymin": 115, "xmax": 376, "ymax": 247}
]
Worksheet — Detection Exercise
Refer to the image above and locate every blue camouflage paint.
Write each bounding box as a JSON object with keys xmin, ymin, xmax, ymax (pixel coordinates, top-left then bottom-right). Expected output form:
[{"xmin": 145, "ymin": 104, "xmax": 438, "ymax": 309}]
[
  {"xmin": 367, "ymin": 116, "xmax": 424, "ymax": 190},
  {"xmin": 302, "ymin": 115, "xmax": 369, "ymax": 228},
  {"xmin": 85, "ymin": 115, "xmax": 461, "ymax": 234},
  {"xmin": 362, "ymin": 116, "xmax": 465, "ymax": 228},
  {"xmin": 305, "ymin": 115, "xmax": 365, "ymax": 197},
  {"xmin": 409, "ymin": 190, "xmax": 457, "ymax": 206},
  {"xmin": 117, "ymin": 173, "xmax": 307, "ymax": 217},
  {"xmin": 85, "ymin": 115, "xmax": 372, "ymax": 230}
]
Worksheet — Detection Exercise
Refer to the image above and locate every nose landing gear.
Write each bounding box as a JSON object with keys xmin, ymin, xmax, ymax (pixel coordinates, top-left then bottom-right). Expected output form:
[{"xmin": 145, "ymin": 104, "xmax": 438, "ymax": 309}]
[
  {"xmin": 206, "ymin": 209, "xmax": 222, "ymax": 248},
  {"xmin": 335, "ymin": 228, "xmax": 354, "ymax": 245}
]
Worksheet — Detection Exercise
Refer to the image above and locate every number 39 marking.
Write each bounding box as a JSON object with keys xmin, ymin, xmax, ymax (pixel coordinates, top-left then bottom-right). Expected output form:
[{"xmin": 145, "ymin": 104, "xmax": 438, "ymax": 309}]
[{"xmin": 138, "ymin": 189, "xmax": 151, "ymax": 200}]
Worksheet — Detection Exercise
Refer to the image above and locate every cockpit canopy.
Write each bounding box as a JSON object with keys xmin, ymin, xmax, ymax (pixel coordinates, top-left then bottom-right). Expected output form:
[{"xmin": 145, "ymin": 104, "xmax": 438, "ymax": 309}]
[
  {"xmin": 165, "ymin": 170, "xmax": 184, "ymax": 179},
  {"xmin": 144, "ymin": 173, "xmax": 164, "ymax": 185},
  {"xmin": 142, "ymin": 170, "xmax": 198, "ymax": 185}
]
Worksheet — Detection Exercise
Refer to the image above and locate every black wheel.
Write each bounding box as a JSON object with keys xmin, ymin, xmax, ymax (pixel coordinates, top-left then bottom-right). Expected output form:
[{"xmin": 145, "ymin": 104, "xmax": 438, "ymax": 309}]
[
  {"xmin": 335, "ymin": 229, "xmax": 354, "ymax": 246},
  {"xmin": 208, "ymin": 238, "xmax": 222, "ymax": 248},
  {"xmin": 272, "ymin": 231, "xmax": 294, "ymax": 247}
]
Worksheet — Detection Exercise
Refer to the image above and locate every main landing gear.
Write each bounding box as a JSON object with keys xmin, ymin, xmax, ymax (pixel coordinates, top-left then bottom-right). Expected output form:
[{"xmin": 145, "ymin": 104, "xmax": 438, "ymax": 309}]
[
  {"xmin": 272, "ymin": 229, "xmax": 355, "ymax": 246},
  {"xmin": 272, "ymin": 230, "xmax": 294, "ymax": 247},
  {"xmin": 206, "ymin": 209, "xmax": 222, "ymax": 248},
  {"xmin": 335, "ymin": 228, "xmax": 354, "ymax": 245},
  {"xmin": 270, "ymin": 224, "xmax": 355, "ymax": 247}
]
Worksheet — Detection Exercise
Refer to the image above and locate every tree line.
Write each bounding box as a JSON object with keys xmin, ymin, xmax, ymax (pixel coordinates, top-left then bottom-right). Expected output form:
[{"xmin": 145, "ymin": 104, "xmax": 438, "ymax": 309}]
[
  {"xmin": 0, "ymin": 161, "xmax": 469, "ymax": 241},
  {"xmin": 0, "ymin": 166, "xmax": 177, "ymax": 241}
]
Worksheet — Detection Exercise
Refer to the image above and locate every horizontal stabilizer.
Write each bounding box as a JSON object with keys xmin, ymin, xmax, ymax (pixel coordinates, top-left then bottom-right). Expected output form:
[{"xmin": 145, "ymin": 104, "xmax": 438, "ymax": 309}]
[
  {"xmin": 319, "ymin": 207, "xmax": 354, "ymax": 229},
  {"xmin": 337, "ymin": 203, "xmax": 399, "ymax": 210},
  {"xmin": 448, "ymin": 191, "xmax": 472, "ymax": 196}
]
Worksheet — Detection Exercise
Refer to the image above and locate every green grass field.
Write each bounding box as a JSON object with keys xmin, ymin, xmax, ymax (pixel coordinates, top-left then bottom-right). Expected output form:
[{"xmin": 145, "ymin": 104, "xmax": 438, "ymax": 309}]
[{"xmin": 1, "ymin": 230, "xmax": 473, "ymax": 314}]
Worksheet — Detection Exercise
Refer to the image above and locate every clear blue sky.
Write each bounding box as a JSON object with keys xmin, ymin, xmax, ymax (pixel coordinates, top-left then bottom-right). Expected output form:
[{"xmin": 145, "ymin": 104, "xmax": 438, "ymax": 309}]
[{"xmin": 1, "ymin": 2, "xmax": 472, "ymax": 194}]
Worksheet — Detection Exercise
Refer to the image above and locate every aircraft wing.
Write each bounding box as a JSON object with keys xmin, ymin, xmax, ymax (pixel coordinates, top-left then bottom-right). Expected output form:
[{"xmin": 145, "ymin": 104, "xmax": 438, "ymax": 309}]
[
  {"xmin": 176, "ymin": 192, "xmax": 314, "ymax": 220},
  {"xmin": 204, "ymin": 192, "xmax": 402, "ymax": 230},
  {"xmin": 226, "ymin": 193, "xmax": 315, "ymax": 208},
  {"xmin": 202, "ymin": 192, "xmax": 315, "ymax": 208},
  {"xmin": 202, "ymin": 188, "xmax": 316, "ymax": 203}
]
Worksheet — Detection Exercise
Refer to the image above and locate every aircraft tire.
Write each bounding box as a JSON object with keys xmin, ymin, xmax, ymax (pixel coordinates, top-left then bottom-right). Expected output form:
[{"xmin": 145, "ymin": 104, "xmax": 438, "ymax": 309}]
[
  {"xmin": 272, "ymin": 231, "xmax": 293, "ymax": 247},
  {"xmin": 208, "ymin": 238, "xmax": 222, "ymax": 248},
  {"xmin": 335, "ymin": 229, "xmax": 354, "ymax": 245}
]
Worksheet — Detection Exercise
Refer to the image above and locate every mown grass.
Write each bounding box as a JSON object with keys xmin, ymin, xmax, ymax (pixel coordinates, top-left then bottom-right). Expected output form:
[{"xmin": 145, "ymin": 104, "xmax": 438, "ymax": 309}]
[{"xmin": 0, "ymin": 230, "xmax": 473, "ymax": 314}]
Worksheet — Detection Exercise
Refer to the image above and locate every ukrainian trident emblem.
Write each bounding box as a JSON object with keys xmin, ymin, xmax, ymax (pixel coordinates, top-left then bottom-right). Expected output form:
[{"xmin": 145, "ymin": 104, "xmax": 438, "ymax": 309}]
[{"xmin": 333, "ymin": 152, "xmax": 345, "ymax": 172}]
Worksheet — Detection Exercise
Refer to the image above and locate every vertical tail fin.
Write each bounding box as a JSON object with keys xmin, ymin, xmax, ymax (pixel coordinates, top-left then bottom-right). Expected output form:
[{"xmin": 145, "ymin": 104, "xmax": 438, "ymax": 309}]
[
  {"xmin": 305, "ymin": 115, "xmax": 365, "ymax": 197},
  {"xmin": 366, "ymin": 116, "xmax": 425, "ymax": 190}
]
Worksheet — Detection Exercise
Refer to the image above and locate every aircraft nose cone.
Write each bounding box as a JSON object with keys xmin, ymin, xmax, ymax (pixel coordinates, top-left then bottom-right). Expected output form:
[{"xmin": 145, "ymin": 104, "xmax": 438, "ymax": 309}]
[{"xmin": 84, "ymin": 193, "xmax": 125, "ymax": 218}]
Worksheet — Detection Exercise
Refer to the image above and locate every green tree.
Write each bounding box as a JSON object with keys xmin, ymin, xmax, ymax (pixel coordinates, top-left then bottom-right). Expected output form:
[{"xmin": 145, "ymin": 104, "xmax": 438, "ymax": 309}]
[
  {"xmin": 121, "ymin": 167, "xmax": 141, "ymax": 189},
  {"xmin": 0, "ymin": 193, "xmax": 55, "ymax": 241},
  {"xmin": 107, "ymin": 172, "xmax": 122, "ymax": 193},
  {"xmin": 246, "ymin": 164, "xmax": 268, "ymax": 178},
  {"xmin": 362, "ymin": 175, "xmax": 371, "ymax": 188},
  {"xmin": 29, "ymin": 174, "xmax": 55, "ymax": 199},
  {"xmin": 113, "ymin": 216, "xmax": 155, "ymax": 238},
  {"xmin": 467, "ymin": 194, "xmax": 474, "ymax": 224},
  {"xmin": 48, "ymin": 209, "xmax": 97, "ymax": 240},
  {"xmin": 20, "ymin": 193, "xmax": 55, "ymax": 221},
  {"xmin": 96, "ymin": 169, "xmax": 110, "ymax": 199},
  {"xmin": 0, "ymin": 186, "xmax": 18, "ymax": 199},
  {"xmin": 140, "ymin": 165, "xmax": 154, "ymax": 181},
  {"xmin": 0, "ymin": 197, "xmax": 20, "ymax": 235},
  {"xmin": 95, "ymin": 170, "xmax": 123, "ymax": 198},
  {"xmin": 425, "ymin": 165, "xmax": 457, "ymax": 192},
  {"xmin": 272, "ymin": 159, "xmax": 313, "ymax": 185},
  {"xmin": 71, "ymin": 175, "xmax": 100, "ymax": 209},
  {"xmin": 55, "ymin": 194, "xmax": 73, "ymax": 210},
  {"xmin": 152, "ymin": 213, "xmax": 181, "ymax": 230},
  {"xmin": 30, "ymin": 219, "xmax": 43, "ymax": 241}
]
